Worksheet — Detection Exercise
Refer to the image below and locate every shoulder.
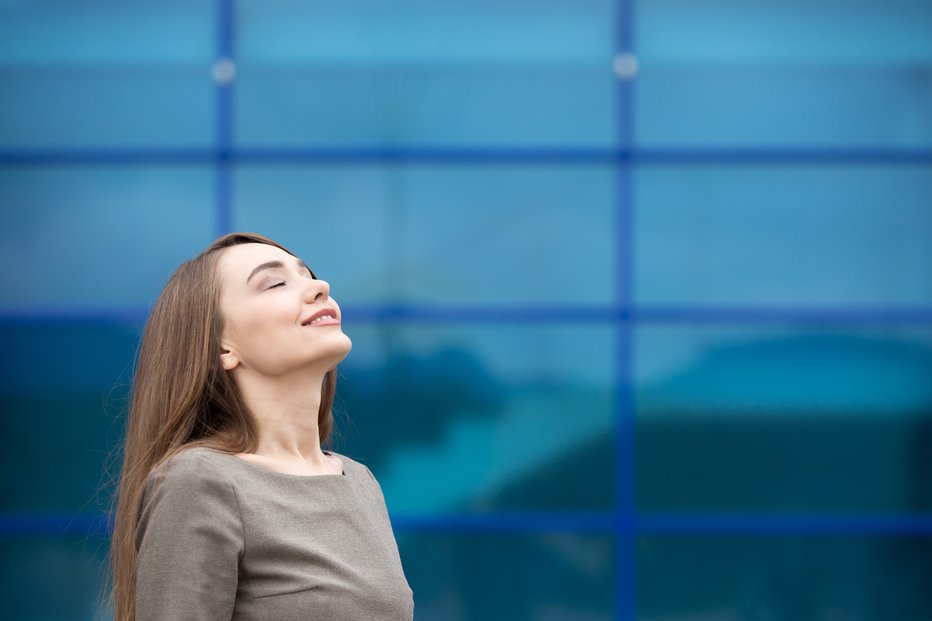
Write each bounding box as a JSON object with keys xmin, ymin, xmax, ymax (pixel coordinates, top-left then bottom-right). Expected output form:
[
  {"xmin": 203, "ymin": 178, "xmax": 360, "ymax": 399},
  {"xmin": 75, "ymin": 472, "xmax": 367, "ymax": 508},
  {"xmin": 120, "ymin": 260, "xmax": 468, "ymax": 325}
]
[
  {"xmin": 334, "ymin": 453, "xmax": 386, "ymax": 500},
  {"xmin": 148, "ymin": 445, "xmax": 225, "ymax": 478},
  {"xmin": 143, "ymin": 446, "xmax": 237, "ymax": 504},
  {"xmin": 136, "ymin": 447, "xmax": 244, "ymax": 556},
  {"xmin": 327, "ymin": 450, "xmax": 378, "ymax": 481}
]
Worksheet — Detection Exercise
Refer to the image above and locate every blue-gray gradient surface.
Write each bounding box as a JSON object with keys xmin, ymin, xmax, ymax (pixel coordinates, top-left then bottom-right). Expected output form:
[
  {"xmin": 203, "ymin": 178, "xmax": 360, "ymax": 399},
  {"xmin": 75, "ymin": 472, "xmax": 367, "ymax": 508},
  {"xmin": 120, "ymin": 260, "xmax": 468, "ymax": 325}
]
[{"xmin": 1, "ymin": 1, "xmax": 931, "ymax": 619}]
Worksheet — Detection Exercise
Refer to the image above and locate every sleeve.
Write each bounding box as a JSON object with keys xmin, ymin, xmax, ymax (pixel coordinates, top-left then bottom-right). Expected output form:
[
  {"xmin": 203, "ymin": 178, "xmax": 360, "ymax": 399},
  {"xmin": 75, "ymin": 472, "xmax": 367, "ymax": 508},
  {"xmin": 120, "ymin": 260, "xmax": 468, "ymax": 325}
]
[{"xmin": 135, "ymin": 452, "xmax": 244, "ymax": 621}]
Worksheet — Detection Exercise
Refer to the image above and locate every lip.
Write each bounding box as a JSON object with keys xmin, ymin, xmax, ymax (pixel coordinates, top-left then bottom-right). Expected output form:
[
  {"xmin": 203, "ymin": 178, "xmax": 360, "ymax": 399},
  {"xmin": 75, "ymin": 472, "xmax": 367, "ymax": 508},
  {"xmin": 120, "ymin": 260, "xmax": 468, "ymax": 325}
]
[{"xmin": 301, "ymin": 307, "xmax": 340, "ymax": 326}]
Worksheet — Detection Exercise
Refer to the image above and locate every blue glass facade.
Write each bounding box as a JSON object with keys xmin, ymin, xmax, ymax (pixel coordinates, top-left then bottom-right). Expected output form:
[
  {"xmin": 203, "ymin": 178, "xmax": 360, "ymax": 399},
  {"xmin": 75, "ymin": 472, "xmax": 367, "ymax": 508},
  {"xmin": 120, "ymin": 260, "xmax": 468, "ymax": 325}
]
[{"xmin": 1, "ymin": 1, "xmax": 930, "ymax": 619}]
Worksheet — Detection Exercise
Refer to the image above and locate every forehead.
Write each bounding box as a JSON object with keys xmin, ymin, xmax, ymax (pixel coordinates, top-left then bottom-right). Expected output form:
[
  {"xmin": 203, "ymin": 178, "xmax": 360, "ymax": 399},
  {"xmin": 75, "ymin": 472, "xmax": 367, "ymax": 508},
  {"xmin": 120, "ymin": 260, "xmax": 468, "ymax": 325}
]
[{"xmin": 218, "ymin": 243, "xmax": 298, "ymax": 285}]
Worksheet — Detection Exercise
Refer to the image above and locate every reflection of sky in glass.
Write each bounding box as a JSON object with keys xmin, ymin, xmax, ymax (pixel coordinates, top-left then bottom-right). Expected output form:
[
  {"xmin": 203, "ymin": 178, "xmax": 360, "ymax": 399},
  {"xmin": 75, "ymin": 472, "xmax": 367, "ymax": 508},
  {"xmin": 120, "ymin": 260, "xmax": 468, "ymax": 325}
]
[
  {"xmin": 0, "ymin": 167, "xmax": 215, "ymax": 311},
  {"xmin": 1, "ymin": 0, "xmax": 931, "ymax": 617},
  {"xmin": 636, "ymin": 165, "xmax": 932, "ymax": 307}
]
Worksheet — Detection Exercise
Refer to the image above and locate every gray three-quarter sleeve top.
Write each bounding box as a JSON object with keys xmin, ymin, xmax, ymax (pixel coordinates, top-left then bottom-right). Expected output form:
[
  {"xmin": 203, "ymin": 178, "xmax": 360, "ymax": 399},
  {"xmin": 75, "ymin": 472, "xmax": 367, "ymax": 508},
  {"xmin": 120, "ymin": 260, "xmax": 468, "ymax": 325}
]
[{"xmin": 134, "ymin": 446, "xmax": 414, "ymax": 621}]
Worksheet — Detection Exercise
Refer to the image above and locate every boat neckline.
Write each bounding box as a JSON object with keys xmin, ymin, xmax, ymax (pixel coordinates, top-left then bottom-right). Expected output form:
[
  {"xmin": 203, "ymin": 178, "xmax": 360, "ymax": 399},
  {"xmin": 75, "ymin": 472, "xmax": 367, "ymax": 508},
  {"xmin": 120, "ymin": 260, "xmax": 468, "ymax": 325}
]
[{"xmin": 202, "ymin": 447, "xmax": 347, "ymax": 479}]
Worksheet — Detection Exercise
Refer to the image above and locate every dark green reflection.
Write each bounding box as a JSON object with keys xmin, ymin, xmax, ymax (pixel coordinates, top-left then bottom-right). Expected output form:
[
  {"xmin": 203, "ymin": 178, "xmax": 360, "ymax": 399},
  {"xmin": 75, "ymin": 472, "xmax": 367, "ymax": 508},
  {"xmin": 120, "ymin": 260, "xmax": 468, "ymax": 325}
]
[
  {"xmin": 397, "ymin": 531, "xmax": 615, "ymax": 621},
  {"xmin": 638, "ymin": 534, "xmax": 932, "ymax": 620}
]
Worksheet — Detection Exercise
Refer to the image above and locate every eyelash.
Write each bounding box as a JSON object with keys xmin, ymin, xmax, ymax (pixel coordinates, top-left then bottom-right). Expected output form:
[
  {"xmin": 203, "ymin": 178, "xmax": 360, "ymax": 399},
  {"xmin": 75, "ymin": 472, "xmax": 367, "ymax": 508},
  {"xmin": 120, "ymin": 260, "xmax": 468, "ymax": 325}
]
[
  {"xmin": 269, "ymin": 282, "xmax": 286, "ymax": 289},
  {"xmin": 267, "ymin": 273, "xmax": 316, "ymax": 290}
]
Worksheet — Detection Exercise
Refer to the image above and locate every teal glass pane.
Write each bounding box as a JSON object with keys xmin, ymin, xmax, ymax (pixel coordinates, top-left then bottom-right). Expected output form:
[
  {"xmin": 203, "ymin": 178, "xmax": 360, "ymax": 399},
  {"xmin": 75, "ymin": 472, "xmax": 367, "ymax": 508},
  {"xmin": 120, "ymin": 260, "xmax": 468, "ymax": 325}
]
[
  {"xmin": 398, "ymin": 531, "xmax": 614, "ymax": 620},
  {"xmin": 400, "ymin": 165, "xmax": 615, "ymax": 305},
  {"xmin": 635, "ymin": 0, "xmax": 932, "ymax": 147},
  {"xmin": 234, "ymin": 0, "xmax": 618, "ymax": 147},
  {"xmin": 0, "ymin": 166, "xmax": 215, "ymax": 311},
  {"xmin": 636, "ymin": 324, "xmax": 932, "ymax": 513},
  {"xmin": 635, "ymin": 164, "xmax": 932, "ymax": 307},
  {"xmin": 232, "ymin": 165, "xmax": 390, "ymax": 304},
  {"xmin": 0, "ymin": 534, "xmax": 112, "ymax": 621},
  {"xmin": 234, "ymin": 164, "xmax": 615, "ymax": 306},
  {"xmin": 0, "ymin": 322, "xmax": 139, "ymax": 512},
  {"xmin": 0, "ymin": 0, "xmax": 216, "ymax": 148},
  {"xmin": 638, "ymin": 534, "xmax": 932, "ymax": 620},
  {"xmin": 332, "ymin": 323, "xmax": 614, "ymax": 513}
]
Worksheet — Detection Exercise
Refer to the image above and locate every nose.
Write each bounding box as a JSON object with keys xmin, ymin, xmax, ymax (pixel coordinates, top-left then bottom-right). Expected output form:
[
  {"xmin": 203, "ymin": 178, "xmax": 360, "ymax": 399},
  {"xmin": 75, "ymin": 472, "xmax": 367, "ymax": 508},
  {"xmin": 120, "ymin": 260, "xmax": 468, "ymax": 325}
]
[{"xmin": 303, "ymin": 277, "xmax": 330, "ymax": 303}]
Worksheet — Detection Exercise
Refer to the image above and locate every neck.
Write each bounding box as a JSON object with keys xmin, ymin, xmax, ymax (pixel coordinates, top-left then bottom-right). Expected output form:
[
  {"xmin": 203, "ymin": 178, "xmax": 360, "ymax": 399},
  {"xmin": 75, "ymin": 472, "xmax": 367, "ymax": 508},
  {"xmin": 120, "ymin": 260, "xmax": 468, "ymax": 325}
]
[{"xmin": 232, "ymin": 366, "xmax": 329, "ymax": 466}]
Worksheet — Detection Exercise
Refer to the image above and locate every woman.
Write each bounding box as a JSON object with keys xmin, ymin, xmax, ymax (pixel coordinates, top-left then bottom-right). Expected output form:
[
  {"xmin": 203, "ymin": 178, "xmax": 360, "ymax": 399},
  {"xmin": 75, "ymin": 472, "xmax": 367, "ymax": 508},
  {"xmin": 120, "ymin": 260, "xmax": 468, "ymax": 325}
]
[{"xmin": 105, "ymin": 232, "xmax": 414, "ymax": 621}]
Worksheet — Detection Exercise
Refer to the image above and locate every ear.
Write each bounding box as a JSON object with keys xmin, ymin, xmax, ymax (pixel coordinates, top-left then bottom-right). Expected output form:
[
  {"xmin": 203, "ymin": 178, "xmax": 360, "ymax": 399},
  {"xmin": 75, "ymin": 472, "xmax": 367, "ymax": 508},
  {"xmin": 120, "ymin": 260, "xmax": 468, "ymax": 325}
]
[{"xmin": 219, "ymin": 342, "xmax": 240, "ymax": 371}]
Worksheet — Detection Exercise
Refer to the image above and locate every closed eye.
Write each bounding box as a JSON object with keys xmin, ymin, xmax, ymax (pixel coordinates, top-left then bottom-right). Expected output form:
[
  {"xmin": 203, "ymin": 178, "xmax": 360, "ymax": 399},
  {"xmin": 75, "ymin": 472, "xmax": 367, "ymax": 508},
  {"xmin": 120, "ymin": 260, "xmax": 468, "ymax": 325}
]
[{"xmin": 268, "ymin": 281, "xmax": 285, "ymax": 289}]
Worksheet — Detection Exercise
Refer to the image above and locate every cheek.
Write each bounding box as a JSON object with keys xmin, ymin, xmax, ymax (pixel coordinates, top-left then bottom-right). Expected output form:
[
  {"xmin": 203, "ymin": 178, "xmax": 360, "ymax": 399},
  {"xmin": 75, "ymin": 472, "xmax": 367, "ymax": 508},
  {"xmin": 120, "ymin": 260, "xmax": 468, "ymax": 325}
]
[{"xmin": 229, "ymin": 302, "xmax": 295, "ymax": 343}]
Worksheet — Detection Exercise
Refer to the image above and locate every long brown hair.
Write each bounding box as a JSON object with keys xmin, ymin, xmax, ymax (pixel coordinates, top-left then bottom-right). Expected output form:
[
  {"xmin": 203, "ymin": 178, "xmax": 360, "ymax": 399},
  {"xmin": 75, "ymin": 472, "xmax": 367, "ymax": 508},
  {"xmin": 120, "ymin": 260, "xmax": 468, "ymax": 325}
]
[{"xmin": 100, "ymin": 232, "xmax": 339, "ymax": 621}]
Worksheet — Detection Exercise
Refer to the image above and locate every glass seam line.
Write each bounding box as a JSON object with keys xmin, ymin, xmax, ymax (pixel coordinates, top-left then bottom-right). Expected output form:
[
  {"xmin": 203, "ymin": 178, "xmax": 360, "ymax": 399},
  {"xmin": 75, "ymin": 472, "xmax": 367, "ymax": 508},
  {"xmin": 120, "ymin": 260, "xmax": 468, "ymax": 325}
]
[
  {"xmin": 2, "ymin": 147, "xmax": 931, "ymax": 165},
  {"xmin": 214, "ymin": 0, "xmax": 235, "ymax": 237}
]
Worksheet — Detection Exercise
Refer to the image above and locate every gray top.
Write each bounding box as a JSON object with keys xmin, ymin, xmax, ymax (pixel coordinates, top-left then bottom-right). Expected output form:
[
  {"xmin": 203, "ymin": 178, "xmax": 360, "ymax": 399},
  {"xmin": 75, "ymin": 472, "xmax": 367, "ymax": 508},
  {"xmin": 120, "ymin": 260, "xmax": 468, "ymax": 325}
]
[{"xmin": 135, "ymin": 446, "xmax": 414, "ymax": 621}]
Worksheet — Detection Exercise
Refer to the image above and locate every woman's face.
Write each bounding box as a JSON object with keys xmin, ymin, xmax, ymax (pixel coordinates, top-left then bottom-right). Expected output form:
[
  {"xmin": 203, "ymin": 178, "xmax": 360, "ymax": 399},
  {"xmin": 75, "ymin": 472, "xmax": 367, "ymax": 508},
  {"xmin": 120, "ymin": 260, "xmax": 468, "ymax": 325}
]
[{"xmin": 216, "ymin": 242, "xmax": 351, "ymax": 377}]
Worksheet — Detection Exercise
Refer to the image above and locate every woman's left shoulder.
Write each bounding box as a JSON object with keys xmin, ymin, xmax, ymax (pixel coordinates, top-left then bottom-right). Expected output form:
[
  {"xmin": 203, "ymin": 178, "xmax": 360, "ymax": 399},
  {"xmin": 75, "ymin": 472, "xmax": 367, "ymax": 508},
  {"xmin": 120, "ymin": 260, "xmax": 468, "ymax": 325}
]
[{"xmin": 330, "ymin": 451, "xmax": 377, "ymax": 482}]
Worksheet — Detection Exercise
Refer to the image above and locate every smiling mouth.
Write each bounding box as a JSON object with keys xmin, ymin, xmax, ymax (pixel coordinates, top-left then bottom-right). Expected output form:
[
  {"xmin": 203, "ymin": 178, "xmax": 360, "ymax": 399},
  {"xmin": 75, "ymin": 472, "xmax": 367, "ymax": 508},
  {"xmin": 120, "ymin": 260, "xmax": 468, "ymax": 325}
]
[{"xmin": 302, "ymin": 314, "xmax": 339, "ymax": 326}]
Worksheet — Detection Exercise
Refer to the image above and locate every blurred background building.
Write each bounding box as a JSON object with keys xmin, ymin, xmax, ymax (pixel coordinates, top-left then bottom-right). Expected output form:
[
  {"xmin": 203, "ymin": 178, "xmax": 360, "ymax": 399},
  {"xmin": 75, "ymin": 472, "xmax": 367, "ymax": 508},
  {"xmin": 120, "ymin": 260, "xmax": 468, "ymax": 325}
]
[{"xmin": 1, "ymin": 0, "xmax": 931, "ymax": 619}]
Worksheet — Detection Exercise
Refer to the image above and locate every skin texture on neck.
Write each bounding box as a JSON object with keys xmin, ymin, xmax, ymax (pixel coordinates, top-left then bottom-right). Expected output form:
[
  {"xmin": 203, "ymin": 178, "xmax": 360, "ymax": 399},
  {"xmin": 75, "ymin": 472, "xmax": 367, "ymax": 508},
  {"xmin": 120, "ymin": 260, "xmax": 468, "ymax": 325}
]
[{"xmin": 238, "ymin": 371, "xmax": 329, "ymax": 469}]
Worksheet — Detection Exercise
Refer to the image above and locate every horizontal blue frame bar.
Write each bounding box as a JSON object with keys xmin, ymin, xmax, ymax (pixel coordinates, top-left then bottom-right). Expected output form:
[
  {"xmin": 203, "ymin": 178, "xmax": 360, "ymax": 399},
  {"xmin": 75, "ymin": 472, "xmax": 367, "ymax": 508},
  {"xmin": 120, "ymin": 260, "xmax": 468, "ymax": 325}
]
[
  {"xmin": 399, "ymin": 513, "xmax": 932, "ymax": 535},
  {"xmin": 1, "ymin": 147, "xmax": 931, "ymax": 166},
  {"xmin": 2, "ymin": 305, "xmax": 932, "ymax": 326},
  {"xmin": 348, "ymin": 305, "xmax": 618, "ymax": 322},
  {"xmin": 394, "ymin": 512, "xmax": 616, "ymax": 533},
  {"xmin": 5, "ymin": 511, "xmax": 932, "ymax": 537},
  {"xmin": 636, "ymin": 147, "xmax": 932, "ymax": 165},
  {"xmin": 0, "ymin": 512, "xmax": 111, "ymax": 537},
  {"xmin": 635, "ymin": 305, "xmax": 932, "ymax": 324},
  {"xmin": 0, "ymin": 147, "xmax": 614, "ymax": 165},
  {"xmin": 638, "ymin": 513, "xmax": 932, "ymax": 535},
  {"xmin": 400, "ymin": 513, "xmax": 932, "ymax": 535}
]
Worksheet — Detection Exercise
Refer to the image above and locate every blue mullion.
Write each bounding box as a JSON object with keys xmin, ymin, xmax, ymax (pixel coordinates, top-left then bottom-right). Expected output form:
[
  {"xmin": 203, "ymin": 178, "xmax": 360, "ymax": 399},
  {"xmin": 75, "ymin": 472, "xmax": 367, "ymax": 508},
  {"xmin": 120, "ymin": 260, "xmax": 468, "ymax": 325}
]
[
  {"xmin": 635, "ymin": 305, "xmax": 932, "ymax": 324},
  {"xmin": 615, "ymin": 0, "xmax": 637, "ymax": 619},
  {"xmin": 221, "ymin": 146, "xmax": 621, "ymax": 165},
  {"xmin": 4, "ymin": 304, "xmax": 932, "ymax": 325},
  {"xmin": 214, "ymin": 0, "xmax": 235, "ymax": 237},
  {"xmin": 0, "ymin": 513, "xmax": 112, "ymax": 537},
  {"xmin": 7, "ymin": 511, "xmax": 932, "ymax": 536},
  {"xmin": 636, "ymin": 147, "xmax": 932, "ymax": 165},
  {"xmin": 402, "ymin": 513, "xmax": 932, "ymax": 536},
  {"xmin": 3, "ymin": 147, "xmax": 932, "ymax": 165},
  {"xmin": 216, "ymin": 161, "xmax": 233, "ymax": 236},
  {"xmin": 637, "ymin": 514, "xmax": 932, "ymax": 535}
]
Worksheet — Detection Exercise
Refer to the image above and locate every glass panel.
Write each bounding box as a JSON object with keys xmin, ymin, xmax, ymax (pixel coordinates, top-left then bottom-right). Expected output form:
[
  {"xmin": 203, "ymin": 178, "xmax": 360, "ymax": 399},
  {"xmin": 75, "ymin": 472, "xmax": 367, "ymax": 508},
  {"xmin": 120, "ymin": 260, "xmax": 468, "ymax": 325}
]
[
  {"xmin": 1, "ymin": 318, "xmax": 613, "ymax": 513},
  {"xmin": 635, "ymin": 0, "xmax": 932, "ymax": 147},
  {"xmin": 234, "ymin": 0, "xmax": 618, "ymax": 147},
  {"xmin": 401, "ymin": 165, "xmax": 615, "ymax": 305},
  {"xmin": 0, "ymin": 534, "xmax": 112, "ymax": 621},
  {"xmin": 334, "ymin": 323, "xmax": 614, "ymax": 513},
  {"xmin": 0, "ymin": 322, "xmax": 139, "ymax": 512},
  {"xmin": 638, "ymin": 534, "xmax": 932, "ymax": 620},
  {"xmin": 636, "ymin": 324, "xmax": 932, "ymax": 513},
  {"xmin": 0, "ymin": 0, "xmax": 216, "ymax": 148},
  {"xmin": 232, "ymin": 165, "xmax": 390, "ymax": 304},
  {"xmin": 0, "ymin": 165, "xmax": 215, "ymax": 311},
  {"xmin": 397, "ymin": 531, "xmax": 614, "ymax": 620},
  {"xmin": 635, "ymin": 164, "xmax": 932, "ymax": 308},
  {"xmin": 234, "ymin": 164, "xmax": 616, "ymax": 306}
]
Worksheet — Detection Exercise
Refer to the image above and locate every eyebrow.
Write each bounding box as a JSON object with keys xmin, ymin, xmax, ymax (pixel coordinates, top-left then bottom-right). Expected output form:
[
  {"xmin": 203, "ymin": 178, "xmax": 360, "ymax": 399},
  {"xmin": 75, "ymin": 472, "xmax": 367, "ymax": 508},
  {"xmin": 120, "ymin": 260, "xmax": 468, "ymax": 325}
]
[{"xmin": 246, "ymin": 259, "xmax": 315, "ymax": 284}]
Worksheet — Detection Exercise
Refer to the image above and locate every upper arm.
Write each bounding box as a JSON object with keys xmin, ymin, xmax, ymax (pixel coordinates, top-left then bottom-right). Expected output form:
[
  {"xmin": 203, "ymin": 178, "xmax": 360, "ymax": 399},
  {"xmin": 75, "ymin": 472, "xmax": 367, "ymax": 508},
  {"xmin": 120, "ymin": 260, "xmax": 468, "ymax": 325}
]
[{"xmin": 135, "ymin": 452, "xmax": 244, "ymax": 621}]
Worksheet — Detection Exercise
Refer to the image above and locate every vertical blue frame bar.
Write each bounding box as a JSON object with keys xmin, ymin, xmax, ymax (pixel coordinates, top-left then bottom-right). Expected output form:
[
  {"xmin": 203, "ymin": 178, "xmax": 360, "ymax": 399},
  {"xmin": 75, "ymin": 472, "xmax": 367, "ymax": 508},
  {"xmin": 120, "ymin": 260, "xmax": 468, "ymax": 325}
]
[
  {"xmin": 615, "ymin": 0, "xmax": 636, "ymax": 620},
  {"xmin": 215, "ymin": 0, "xmax": 235, "ymax": 237}
]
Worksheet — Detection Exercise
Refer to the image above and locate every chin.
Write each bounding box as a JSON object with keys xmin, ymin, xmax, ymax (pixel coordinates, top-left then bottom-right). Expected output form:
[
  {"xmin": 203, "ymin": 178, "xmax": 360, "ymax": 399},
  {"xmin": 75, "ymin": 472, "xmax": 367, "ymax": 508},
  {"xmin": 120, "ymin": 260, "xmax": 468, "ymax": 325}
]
[{"xmin": 323, "ymin": 334, "xmax": 352, "ymax": 367}]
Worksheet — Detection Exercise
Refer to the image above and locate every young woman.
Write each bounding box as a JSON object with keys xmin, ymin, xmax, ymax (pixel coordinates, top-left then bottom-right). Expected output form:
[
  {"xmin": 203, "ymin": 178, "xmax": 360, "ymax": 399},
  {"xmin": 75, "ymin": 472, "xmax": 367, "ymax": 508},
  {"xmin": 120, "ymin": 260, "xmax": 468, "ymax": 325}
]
[{"xmin": 105, "ymin": 232, "xmax": 413, "ymax": 620}]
